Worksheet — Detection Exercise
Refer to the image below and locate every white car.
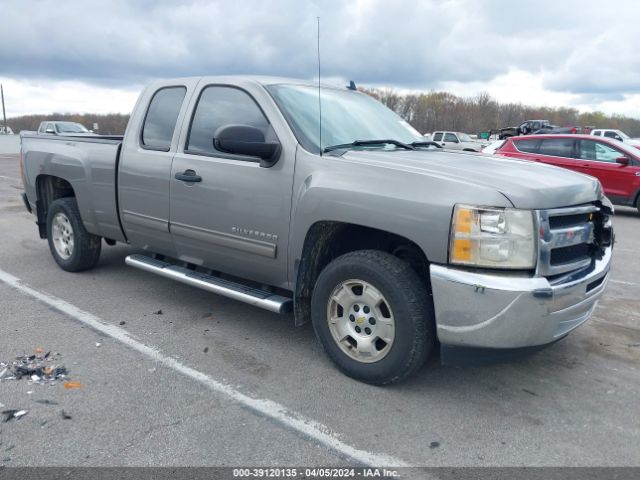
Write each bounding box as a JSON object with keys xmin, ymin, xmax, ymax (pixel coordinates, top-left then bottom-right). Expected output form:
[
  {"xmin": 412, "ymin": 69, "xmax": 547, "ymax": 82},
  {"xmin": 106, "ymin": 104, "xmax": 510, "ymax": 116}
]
[
  {"xmin": 591, "ymin": 129, "xmax": 640, "ymax": 148},
  {"xmin": 431, "ymin": 131, "xmax": 485, "ymax": 152},
  {"xmin": 480, "ymin": 139, "xmax": 506, "ymax": 155}
]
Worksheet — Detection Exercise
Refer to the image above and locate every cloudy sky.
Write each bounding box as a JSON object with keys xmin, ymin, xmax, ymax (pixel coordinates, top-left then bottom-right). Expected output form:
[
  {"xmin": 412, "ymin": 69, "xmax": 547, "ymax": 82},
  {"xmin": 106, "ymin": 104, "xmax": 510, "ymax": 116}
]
[{"xmin": 1, "ymin": 0, "xmax": 639, "ymax": 118}]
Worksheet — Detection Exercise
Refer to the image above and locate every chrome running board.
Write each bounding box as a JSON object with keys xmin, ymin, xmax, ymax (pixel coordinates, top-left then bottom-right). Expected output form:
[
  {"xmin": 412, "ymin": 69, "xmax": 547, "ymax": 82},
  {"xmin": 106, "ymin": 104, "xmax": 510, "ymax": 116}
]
[{"xmin": 125, "ymin": 254, "xmax": 292, "ymax": 314}]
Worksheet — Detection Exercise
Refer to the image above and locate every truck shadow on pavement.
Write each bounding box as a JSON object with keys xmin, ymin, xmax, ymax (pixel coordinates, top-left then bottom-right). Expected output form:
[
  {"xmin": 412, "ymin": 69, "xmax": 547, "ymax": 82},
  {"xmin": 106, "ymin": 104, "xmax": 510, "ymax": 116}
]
[{"xmin": 87, "ymin": 243, "xmax": 638, "ymax": 424}]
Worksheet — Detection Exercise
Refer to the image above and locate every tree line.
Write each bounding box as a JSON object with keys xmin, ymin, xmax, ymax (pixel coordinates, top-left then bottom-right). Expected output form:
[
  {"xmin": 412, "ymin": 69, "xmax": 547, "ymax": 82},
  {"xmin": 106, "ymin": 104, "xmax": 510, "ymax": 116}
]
[
  {"xmin": 362, "ymin": 89, "xmax": 640, "ymax": 137},
  {"xmin": 6, "ymin": 90, "xmax": 640, "ymax": 137},
  {"xmin": 6, "ymin": 113, "xmax": 129, "ymax": 135}
]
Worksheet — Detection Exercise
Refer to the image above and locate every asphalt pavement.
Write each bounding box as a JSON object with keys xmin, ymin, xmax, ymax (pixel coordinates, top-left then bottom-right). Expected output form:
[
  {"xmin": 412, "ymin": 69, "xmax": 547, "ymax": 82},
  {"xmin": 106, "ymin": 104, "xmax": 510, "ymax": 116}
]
[{"xmin": 0, "ymin": 153, "xmax": 638, "ymax": 467}]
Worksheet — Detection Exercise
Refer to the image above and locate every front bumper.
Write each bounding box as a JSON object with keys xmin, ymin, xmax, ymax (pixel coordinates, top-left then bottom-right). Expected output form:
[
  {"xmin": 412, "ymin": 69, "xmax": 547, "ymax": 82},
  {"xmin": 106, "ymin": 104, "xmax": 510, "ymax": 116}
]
[{"xmin": 429, "ymin": 246, "xmax": 611, "ymax": 349}]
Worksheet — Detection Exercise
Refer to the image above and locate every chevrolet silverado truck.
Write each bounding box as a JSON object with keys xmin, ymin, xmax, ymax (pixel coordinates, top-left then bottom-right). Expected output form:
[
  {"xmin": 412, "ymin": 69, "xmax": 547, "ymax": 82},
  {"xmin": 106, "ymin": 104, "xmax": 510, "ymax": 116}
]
[{"xmin": 19, "ymin": 76, "xmax": 614, "ymax": 384}]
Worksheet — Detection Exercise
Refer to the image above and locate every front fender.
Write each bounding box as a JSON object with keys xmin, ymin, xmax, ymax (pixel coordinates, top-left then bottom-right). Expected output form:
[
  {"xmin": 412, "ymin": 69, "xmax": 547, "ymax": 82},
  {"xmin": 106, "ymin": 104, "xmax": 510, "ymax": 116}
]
[{"xmin": 287, "ymin": 149, "xmax": 511, "ymax": 287}]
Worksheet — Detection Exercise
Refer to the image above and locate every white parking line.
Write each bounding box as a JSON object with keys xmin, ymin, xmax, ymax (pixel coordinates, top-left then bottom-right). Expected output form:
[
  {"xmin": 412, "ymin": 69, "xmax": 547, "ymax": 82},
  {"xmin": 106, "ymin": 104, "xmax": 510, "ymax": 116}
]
[
  {"xmin": 0, "ymin": 268, "xmax": 409, "ymax": 468},
  {"xmin": 0, "ymin": 175, "xmax": 21, "ymax": 182},
  {"xmin": 610, "ymin": 279, "xmax": 640, "ymax": 287}
]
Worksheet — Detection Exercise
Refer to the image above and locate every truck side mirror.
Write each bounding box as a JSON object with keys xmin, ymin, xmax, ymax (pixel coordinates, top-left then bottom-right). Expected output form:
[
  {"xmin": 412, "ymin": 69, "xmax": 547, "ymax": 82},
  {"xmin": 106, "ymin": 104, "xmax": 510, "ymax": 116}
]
[
  {"xmin": 615, "ymin": 156, "xmax": 630, "ymax": 166},
  {"xmin": 214, "ymin": 124, "xmax": 281, "ymax": 168}
]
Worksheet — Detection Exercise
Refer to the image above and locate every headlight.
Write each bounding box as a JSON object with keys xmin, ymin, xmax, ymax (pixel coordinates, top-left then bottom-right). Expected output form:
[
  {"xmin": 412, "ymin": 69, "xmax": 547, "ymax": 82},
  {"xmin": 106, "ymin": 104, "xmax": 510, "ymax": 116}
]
[{"xmin": 449, "ymin": 205, "xmax": 536, "ymax": 269}]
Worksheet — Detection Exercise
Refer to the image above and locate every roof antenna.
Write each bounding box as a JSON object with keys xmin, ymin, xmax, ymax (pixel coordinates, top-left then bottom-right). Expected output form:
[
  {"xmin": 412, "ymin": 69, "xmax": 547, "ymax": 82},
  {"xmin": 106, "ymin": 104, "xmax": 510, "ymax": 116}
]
[{"xmin": 317, "ymin": 16, "xmax": 322, "ymax": 156}]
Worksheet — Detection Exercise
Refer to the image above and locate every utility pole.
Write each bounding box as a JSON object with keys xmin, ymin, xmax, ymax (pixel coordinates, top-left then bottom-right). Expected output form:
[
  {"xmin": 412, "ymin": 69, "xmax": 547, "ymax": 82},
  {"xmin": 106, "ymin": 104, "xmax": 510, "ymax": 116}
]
[{"xmin": 0, "ymin": 84, "xmax": 6, "ymax": 134}]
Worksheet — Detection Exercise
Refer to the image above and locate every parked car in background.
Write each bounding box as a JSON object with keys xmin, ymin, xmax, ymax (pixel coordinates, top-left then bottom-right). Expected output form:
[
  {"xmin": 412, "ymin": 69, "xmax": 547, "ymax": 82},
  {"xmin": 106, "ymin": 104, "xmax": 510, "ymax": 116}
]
[
  {"xmin": 495, "ymin": 134, "xmax": 640, "ymax": 212},
  {"xmin": 0, "ymin": 125, "xmax": 14, "ymax": 134},
  {"xmin": 38, "ymin": 121, "xmax": 93, "ymax": 136},
  {"xmin": 481, "ymin": 139, "xmax": 506, "ymax": 155},
  {"xmin": 431, "ymin": 131, "xmax": 484, "ymax": 151},
  {"xmin": 591, "ymin": 129, "xmax": 640, "ymax": 148},
  {"xmin": 494, "ymin": 119, "xmax": 554, "ymax": 139}
]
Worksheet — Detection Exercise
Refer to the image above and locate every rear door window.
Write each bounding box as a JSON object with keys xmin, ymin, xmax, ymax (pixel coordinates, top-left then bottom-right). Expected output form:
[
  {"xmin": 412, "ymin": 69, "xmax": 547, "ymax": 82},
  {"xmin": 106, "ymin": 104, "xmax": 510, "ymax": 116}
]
[
  {"xmin": 513, "ymin": 139, "xmax": 540, "ymax": 153},
  {"xmin": 578, "ymin": 140, "xmax": 598, "ymax": 160},
  {"xmin": 432, "ymin": 132, "xmax": 443, "ymax": 142},
  {"xmin": 186, "ymin": 86, "xmax": 274, "ymax": 156},
  {"xmin": 141, "ymin": 86, "xmax": 187, "ymax": 151},
  {"xmin": 538, "ymin": 138, "xmax": 575, "ymax": 158}
]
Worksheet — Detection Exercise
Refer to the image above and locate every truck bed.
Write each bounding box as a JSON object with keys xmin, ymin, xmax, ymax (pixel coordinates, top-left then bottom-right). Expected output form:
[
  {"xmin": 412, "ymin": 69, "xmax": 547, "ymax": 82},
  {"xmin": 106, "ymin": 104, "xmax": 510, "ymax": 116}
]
[{"xmin": 21, "ymin": 132, "xmax": 126, "ymax": 242}]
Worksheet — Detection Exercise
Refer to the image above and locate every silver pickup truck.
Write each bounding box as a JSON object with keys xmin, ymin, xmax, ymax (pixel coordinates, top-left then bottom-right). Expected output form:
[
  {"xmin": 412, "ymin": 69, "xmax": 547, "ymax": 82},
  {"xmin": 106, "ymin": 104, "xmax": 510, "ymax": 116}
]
[{"xmin": 19, "ymin": 76, "xmax": 614, "ymax": 384}]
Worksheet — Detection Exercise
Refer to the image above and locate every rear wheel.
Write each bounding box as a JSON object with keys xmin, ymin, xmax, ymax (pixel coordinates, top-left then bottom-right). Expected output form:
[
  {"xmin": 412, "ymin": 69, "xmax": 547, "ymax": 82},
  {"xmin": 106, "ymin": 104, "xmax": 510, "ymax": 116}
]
[
  {"xmin": 46, "ymin": 197, "xmax": 101, "ymax": 272},
  {"xmin": 311, "ymin": 250, "xmax": 434, "ymax": 385},
  {"xmin": 636, "ymin": 195, "xmax": 640, "ymax": 215}
]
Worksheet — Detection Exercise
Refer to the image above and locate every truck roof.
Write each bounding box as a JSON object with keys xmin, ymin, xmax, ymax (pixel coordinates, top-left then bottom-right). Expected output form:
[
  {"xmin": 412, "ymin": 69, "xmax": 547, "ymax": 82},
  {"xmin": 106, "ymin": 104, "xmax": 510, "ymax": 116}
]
[{"xmin": 147, "ymin": 75, "xmax": 345, "ymax": 90}]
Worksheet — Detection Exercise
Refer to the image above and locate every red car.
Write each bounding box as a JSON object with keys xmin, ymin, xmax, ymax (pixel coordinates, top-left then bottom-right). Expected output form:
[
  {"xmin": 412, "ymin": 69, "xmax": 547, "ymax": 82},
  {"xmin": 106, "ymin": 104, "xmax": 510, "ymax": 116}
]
[{"xmin": 495, "ymin": 134, "xmax": 640, "ymax": 213}]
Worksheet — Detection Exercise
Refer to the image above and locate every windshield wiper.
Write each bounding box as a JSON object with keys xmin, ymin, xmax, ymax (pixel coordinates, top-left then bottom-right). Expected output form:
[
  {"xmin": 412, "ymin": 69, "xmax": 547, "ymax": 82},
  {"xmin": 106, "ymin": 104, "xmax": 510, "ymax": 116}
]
[
  {"xmin": 410, "ymin": 141, "xmax": 442, "ymax": 149},
  {"xmin": 323, "ymin": 139, "xmax": 415, "ymax": 153}
]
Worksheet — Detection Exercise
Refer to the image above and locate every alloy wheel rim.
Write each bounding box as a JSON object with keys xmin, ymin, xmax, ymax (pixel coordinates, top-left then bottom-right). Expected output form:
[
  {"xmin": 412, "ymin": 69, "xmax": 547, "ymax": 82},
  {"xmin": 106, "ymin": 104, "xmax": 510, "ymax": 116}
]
[
  {"xmin": 327, "ymin": 279, "xmax": 395, "ymax": 363},
  {"xmin": 52, "ymin": 212, "xmax": 74, "ymax": 260}
]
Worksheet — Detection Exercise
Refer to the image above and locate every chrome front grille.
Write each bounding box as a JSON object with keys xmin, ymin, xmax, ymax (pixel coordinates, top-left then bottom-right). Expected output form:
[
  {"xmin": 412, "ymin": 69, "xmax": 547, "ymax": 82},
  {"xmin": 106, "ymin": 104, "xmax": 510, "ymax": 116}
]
[{"xmin": 536, "ymin": 204, "xmax": 606, "ymax": 277}]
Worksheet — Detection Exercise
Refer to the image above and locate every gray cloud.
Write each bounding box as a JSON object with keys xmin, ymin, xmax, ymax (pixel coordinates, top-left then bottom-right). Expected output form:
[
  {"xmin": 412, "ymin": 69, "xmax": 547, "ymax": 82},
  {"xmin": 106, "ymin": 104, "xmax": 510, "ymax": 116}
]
[{"xmin": 0, "ymin": 0, "xmax": 638, "ymax": 97}]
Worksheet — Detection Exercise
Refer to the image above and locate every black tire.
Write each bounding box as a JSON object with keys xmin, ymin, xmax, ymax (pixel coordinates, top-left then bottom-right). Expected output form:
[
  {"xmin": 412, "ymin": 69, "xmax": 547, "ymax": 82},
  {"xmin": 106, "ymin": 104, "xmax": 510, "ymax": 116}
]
[
  {"xmin": 636, "ymin": 195, "xmax": 640, "ymax": 215},
  {"xmin": 46, "ymin": 197, "xmax": 101, "ymax": 272},
  {"xmin": 311, "ymin": 250, "xmax": 435, "ymax": 385}
]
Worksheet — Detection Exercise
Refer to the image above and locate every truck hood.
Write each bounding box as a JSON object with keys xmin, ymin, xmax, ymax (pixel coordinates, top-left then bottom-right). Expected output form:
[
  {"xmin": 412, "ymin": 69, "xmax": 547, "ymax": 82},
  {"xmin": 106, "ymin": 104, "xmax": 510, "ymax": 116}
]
[{"xmin": 341, "ymin": 149, "xmax": 601, "ymax": 210}]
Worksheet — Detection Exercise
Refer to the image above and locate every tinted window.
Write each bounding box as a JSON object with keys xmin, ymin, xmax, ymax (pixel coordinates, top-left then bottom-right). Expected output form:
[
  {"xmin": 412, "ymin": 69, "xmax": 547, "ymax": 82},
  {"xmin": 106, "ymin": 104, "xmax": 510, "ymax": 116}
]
[
  {"xmin": 141, "ymin": 87, "xmax": 187, "ymax": 151},
  {"xmin": 187, "ymin": 86, "xmax": 273, "ymax": 155},
  {"xmin": 538, "ymin": 139, "xmax": 575, "ymax": 158},
  {"xmin": 513, "ymin": 139, "xmax": 540, "ymax": 153},
  {"xmin": 432, "ymin": 132, "xmax": 443, "ymax": 141},
  {"xmin": 578, "ymin": 140, "xmax": 597, "ymax": 160},
  {"xmin": 444, "ymin": 133, "xmax": 458, "ymax": 142}
]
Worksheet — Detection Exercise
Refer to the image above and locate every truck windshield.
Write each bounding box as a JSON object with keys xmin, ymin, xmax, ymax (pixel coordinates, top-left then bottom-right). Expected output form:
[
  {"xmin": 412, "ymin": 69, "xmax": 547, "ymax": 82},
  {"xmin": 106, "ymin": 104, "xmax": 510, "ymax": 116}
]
[
  {"xmin": 267, "ymin": 84, "xmax": 424, "ymax": 154},
  {"xmin": 56, "ymin": 122, "xmax": 89, "ymax": 133},
  {"xmin": 616, "ymin": 131, "xmax": 630, "ymax": 140}
]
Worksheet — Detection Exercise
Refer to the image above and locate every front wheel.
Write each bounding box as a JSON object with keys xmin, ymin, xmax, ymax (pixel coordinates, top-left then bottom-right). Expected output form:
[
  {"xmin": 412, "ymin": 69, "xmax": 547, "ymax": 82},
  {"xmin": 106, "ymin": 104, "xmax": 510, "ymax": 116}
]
[
  {"xmin": 46, "ymin": 197, "xmax": 102, "ymax": 272},
  {"xmin": 311, "ymin": 250, "xmax": 435, "ymax": 385}
]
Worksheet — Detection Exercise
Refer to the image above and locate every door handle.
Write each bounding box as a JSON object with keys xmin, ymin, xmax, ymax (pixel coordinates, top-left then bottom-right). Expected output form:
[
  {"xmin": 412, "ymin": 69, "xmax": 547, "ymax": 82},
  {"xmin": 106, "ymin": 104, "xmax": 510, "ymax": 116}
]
[{"xmin": 175, "ymin": 169, "xmax": 202, "ymax": 183}]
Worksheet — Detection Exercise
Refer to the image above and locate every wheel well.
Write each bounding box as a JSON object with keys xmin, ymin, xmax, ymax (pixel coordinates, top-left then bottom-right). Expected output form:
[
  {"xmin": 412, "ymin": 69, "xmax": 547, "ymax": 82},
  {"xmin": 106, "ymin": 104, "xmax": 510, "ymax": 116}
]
[
  {"xmin": 35, "ymin": 175, "xmax": 75, "ymax": 238},
  {"xmin": 293, "ymin": 221, "xmax": 430, "ymax": 326}
]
